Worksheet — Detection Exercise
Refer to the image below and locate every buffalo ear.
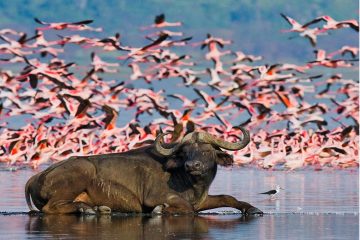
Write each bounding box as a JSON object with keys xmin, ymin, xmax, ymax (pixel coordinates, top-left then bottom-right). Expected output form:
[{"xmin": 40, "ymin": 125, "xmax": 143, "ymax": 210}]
[
  {"xmin": 165, "ymin": 157, "xmax": 184, "ymax": 170},
  {"xmin": 216, "ymin": 151, "xmax": 234, "ymax": 167}
]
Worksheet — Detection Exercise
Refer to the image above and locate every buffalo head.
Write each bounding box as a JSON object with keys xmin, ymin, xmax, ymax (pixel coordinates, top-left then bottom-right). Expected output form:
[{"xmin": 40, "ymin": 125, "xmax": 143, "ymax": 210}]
[{"xmin": 154, "ymin": 127, "xmax": 250, "ymax": 176}]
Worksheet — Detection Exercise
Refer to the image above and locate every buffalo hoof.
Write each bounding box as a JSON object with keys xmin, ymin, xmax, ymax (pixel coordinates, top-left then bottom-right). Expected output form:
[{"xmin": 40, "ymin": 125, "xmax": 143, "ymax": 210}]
[
  {"xmin": 84, "ymin": 208, "xmax": 97, "ymax": 215},
  {"xmin": 79, "ymin": 207, "xmax": 96, "ymax": 215},
  {"xmin": 152, "ymin": 203, "xmax": 170, "ymax": 215},
  {"xmin": 245, "ymin": 207, "xmax": 263, "ymax": 215},
  {"xmin": 95, "ymin": 206, "xmax": 112, "ymax": 214}
]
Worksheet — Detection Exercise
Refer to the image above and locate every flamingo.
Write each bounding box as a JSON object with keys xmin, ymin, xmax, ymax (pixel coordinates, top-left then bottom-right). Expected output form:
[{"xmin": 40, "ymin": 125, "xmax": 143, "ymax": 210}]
[
  {"xmin": 262, "ymin": 136, "xmax": 287, "ymax": 169},
  {"xmin": 167, "ymin": 94, "xmax": 198, "ymax": 109},
  {"xmin": 37, "ymin": 46, "xmax": 64, "ymax": 58},
  {"xmin": 278, "ymin": 63, "xmax": 311, "ymax": 73},
  {"xmin": 32, "ymin": 31, "xmax": 62, "ymax": 47},
  {"xmin": 141, "ymin": 13, "xmax": 182, "ymax": 30},
  {"xmin": 101, "ymin": 105, "xmax": 118, "ymax": 130},
  {"xmin": 146, "ymin": 30, "xmax": 184, "ymax": 38},
  {"xmin": 232, "ymin": 51, "xmax": 263, "ymax": 62},
  {"xmin": 56, "ymin": 34, "xmax": 94, "ymax": 46},
  {"xmin": 302, "ymin": 15, "xmax": 359, "ymax": 32},
  {"xmin": 0, "ymin": 29, "xmax": 24, "ymax": 36},
  {"xmin": 206, "ymin": 68, "xmax": 222, "ymax": 86},
  {"xmin": 147, "ymin": 36, "xmax": 193, "ymax": 48},
  {"xmin": 91, "ymin": 52, "xmax": 119, "ymax": 73},
  {"xmin": 0, "ymin": 35, "xmax": 34, "ymax": 56},
  {"xmin": 284, "ymin": 137, "xmax": 305, "ymax": 170},
  {"xmin": 34, "ymin": 18, "xmax": 102, "ymax": 31},
  {"xmin": 204, "ymin": 42, "xmax": 231, "ymax": 72},
  {"xmin": 250, "ymin": 64, "xmax": 295, "ymax": 85},
  {"xmin": 196, "ymin": 34, "xmax": 232, "ymax": 72},
  {"xmin": 118, "ymin": 33, "xmax": 169, "ymax": 61},
  {"xmin": 293, "ymin": 27, "xmax": 324, "ymax": 47},
  {"xmin": 328, "ymin": 45, "xmax": 359, "ymax": 59},
  {"xmin": 194, "ymin": 88, "xmax": 232, "ymax": 114},
  {"xmin": 308, "ymin": 49, "xmax": 355, "ymax": 68},
  {"xmin": 280, "ymin": 13, "xmax": 308, "ymax": 33},
  {"xmin": 128, "ymin": 62, "xmax": 152, "ymax": 83},
  {"xmin": 95, "ymin": 33, "xmax": 128, "ymax": 51},
  {"xmin": 15, "ymin": 57, "xmax": 75, "ymax": 90}
]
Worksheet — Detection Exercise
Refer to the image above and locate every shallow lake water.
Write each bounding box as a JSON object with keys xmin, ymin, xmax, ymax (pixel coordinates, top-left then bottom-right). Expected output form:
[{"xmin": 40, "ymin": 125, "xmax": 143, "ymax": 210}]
[{"xmin": 0, "ymin": 166, "xmax": 358, "ymax": 239}]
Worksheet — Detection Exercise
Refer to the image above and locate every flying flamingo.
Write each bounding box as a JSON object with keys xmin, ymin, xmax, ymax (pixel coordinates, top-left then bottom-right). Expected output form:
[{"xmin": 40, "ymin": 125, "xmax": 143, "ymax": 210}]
[
  {"xmin": 291, "ymin": 27, "xmax": 324, "ymax": 47},
  {"xmin": 118, "ymin": 33, "xmax": 169, "ymax": 61},
  {"xmin": 250, "ymin": 64, "xmax": 295, "ymax": 86},
  {"xmin": 95, "ymin": 33, "xmax": 128, "ymax": 51},
  {"xmin": 55, "ymin": 34, "xmax": 94, "ymax": 46},
  {"xmin": 146, "ymin": 36, "xmax": 193, "ymax": 48},
  {"xmin": 302, "ymin": 15, "xmax": 359, "ymax": 32},
  {"xmin": 32, "ymin": 31, "xmax": 61, "ymax": 47},
  {"xmin": 280, "ymin": 13, "xmax": 307, "ymax": 32},
  {"xmin": 140, "ymin": 13, "xmax": 182, "ymax": 30},
  {"xmin": 128, "ymin": 62, "xmax": 152, "ymax": 83},
  {"xmin": 91, "ymin": 52, "xmax": 119, "ymax": 73},
  {"xmin": 101, "ymin": 105, "xmax": 118, "ymax": 130},
  {"xmin": 328, "ymin": 45, "xmax": 359, "ymax": 59},
  {"xmin": 146, "ymin": 29, "xmax": 184, "ymax": 38},
  {"xmin": 232, "ymin": 51, "xmax": 263, "ymax": 62},
  {"xmin": 167, "ymin": 94, "xmax": 198, "ymax": 109},
  {"xmin": 0, "ymin": 29, "xmax": 24, "ymax": 36},
  {"xmin": 34, "ymin": 18, "xmax": 102, "ymax": 31}
]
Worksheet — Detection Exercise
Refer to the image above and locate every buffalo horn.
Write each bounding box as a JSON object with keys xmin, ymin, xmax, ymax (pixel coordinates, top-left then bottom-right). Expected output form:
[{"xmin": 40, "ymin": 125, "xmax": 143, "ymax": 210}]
[
  {"xmin": 154, "ymin": 132, "xmax": 181, "ymax": 156},
  {"xmin": 196, "ymin": 127, "xmax": 250, "ymax": 150}
]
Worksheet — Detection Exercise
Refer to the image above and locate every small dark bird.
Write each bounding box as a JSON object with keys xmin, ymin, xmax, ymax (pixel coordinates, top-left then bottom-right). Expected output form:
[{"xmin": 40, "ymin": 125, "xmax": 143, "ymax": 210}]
[{"xmin": 259, "ymin": 185, "xmax": 284, "ymax": 198}]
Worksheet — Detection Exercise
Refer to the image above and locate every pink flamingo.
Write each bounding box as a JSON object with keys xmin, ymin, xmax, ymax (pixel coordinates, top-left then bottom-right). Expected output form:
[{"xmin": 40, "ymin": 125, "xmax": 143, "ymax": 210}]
[
  {"xmin": 328, "ymin": 45, "xmax": 359, "ymax": 59},
  {"xmin": 34, "ymin": 18, "xmax": 102, "ymax": 31},
  {"xmin": 128, "ymin": 62, "xmax": 152, "ymax": 83},
  {"xmin": 262, "ymin": 135, "xmax": 287, "ymax": 169},
  {"xmin": 232, "ymin": 51, "xmax": 262, "ymax": 62},
  {"xmin": 284, "ymin": 135, "xmax": 305, "ymax": 170},
  {"xmin": 146, "ymin": 30, "xmax": 184, "ymax": 38},
  {"xmin": 300, "ymin": 28, "xmax": 324, "ymax": 47},
  {"xmin": 141, "ymin": 14, "xmax": 182, "ymax": 30},
  {"xmin": 303, "ymin": 15, "xmax": 359, "ymax": 32},
  {"xmin": 250, "ymin": 64, "xmax": 294, "ymax": 85},
  {"xmin": 91, "ymin": 52, "xmax": 119, "ymax": 73},
  {"xmin": 280, "ymin": 13, "xmax": 307, "ymax": 33}
]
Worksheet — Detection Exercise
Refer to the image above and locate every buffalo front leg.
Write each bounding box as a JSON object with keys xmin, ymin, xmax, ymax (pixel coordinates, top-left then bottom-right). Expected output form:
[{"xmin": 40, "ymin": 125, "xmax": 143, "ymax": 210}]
[
  {"xmin": 148, "ymin": 193, "xmax": 194, "ymax": 214},
  {"xmin": 195, "ymin": 195, "xmax": 263, "ymax": 215},
  {"xmin": 42, "ymin": 199, "xmax": 95, "ymax": 214}
]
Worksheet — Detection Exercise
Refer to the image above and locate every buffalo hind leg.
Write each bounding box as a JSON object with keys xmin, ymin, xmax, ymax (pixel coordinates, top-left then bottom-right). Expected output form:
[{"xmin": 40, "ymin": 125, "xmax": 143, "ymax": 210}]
[
  {"xmin": 42, "ymin": 199, "xmax": 95, "ymax": 214},
  {"xmin": 196, "ymin": 195, "xmax": 263, "ymax": 215},
  {"xmin": 150, "ymin": 193, "xmax": 194, "ymax": 214},
  {"xmin": 74, "ymin": 192, "xmax": 111, "ymax": 214}
]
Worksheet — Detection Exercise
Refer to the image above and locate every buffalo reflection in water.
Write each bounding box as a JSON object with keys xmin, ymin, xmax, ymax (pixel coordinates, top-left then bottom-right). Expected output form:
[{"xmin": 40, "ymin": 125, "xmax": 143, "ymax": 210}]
[{"xmin": 26, "ymin": 214, "xmax": 258, "ymax": 239}]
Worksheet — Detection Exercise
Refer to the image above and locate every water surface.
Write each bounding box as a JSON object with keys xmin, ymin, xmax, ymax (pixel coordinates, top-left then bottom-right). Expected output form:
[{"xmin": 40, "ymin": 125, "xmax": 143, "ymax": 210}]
[{"xmin": 0, "ymin": 167, "xmax": 358, "ymax": 239}]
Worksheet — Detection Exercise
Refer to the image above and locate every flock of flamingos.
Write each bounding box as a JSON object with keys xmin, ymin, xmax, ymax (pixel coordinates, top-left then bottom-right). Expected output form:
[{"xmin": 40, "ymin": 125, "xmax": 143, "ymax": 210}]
[{"xmin": 0, "ymin": 13, "xmax": 358, "ymax": 170}]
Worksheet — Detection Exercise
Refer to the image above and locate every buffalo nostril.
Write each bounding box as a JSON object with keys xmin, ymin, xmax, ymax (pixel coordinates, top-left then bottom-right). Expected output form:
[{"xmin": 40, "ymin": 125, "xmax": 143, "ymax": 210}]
[
  {"xmin": 194, "ymin": 162, "xmax": 201, "ymax": 169},
  {"xmin": 185, "ymin": 161, "xmax": 202, "ymax": 171}
]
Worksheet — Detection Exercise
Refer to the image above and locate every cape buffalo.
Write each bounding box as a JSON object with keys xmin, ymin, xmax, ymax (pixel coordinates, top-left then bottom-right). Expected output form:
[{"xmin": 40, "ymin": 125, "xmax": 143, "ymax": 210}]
[{"xmin": 25, "ymin": 127, "xmax": 263, "ymax": 215}]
